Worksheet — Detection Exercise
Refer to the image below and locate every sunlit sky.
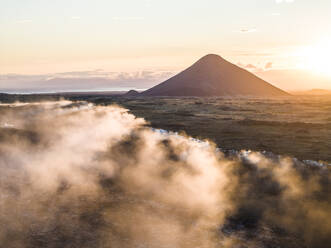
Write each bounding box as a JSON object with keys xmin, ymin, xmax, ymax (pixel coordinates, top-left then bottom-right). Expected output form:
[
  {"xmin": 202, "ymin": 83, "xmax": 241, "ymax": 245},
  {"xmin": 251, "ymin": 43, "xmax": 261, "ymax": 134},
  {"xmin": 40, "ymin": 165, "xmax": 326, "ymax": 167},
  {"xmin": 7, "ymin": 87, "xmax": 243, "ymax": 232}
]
[{"xmin": 1, "ymin": 0, "xmax": 331, "ymax": 91}]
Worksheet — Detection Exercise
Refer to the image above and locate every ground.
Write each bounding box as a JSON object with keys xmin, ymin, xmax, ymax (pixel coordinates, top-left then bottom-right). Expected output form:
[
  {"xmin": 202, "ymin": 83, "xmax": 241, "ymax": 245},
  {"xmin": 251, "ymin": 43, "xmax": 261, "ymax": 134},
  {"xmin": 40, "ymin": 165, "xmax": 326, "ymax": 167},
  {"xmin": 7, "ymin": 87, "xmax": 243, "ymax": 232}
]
[
  {"xmin": 1, "ymin": 94, "xmax": 330, "ymax": 163},
  {"xmin": 91, "ymin": 96, "xmax": 331, "ymax": 163}
]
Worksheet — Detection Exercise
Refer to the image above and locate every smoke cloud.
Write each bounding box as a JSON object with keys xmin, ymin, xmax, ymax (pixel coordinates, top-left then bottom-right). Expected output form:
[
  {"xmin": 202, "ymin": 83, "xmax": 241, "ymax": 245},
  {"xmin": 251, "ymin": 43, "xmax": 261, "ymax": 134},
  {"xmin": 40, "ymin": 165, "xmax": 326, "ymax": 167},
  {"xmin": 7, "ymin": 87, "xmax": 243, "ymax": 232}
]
[{"xmin": 0, "ymin": 102, "xmax": 330, "ymax": 248}]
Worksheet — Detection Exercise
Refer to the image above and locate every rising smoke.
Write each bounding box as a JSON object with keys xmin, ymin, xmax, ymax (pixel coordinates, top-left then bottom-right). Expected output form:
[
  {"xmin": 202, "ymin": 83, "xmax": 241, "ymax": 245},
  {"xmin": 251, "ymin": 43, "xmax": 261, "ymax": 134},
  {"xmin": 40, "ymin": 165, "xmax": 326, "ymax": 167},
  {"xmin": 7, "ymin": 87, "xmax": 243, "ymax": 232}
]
[{"xmin": 0, "ymin": 101, "xmax": 330, "ymax": 248}]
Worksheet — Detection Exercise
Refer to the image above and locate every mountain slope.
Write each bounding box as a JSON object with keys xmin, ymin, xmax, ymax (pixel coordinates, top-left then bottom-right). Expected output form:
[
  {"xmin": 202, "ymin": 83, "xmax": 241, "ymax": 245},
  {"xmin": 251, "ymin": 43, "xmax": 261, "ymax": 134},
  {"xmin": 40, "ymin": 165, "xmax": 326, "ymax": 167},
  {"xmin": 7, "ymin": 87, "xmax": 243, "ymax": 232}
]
[
  {"xmin": 141, "ymin": 54, "xmax": 289, "ymax": 97},
  {"xmin": 123, "ymin": 90, "xmax": 140, "ymax": 97}
]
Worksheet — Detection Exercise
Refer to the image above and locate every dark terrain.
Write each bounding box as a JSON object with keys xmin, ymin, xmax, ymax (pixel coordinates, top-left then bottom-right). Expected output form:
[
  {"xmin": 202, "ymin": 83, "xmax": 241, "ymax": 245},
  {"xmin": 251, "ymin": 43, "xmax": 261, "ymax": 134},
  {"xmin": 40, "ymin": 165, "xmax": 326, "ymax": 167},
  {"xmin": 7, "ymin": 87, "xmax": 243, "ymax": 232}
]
[
  {"xmin": 112, "ymin": 96, "xmax": 331, "ymax": 163},
  {"xmin": 1, "ymin": 93, "xmax": 330, "ymax": 163}
]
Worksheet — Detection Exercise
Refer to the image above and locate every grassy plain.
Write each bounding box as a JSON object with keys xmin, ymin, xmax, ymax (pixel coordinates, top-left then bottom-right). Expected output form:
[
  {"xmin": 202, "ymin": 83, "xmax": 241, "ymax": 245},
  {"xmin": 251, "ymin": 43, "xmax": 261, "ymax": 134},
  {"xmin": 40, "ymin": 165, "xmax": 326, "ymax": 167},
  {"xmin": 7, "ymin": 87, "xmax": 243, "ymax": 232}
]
[
  {"xmin": 97, "ymin": 96, "xmax": 331, "ymax": 163},
  {"xmin": 1, "ymin": 93, "xmax": 330, "ymax": 163}
]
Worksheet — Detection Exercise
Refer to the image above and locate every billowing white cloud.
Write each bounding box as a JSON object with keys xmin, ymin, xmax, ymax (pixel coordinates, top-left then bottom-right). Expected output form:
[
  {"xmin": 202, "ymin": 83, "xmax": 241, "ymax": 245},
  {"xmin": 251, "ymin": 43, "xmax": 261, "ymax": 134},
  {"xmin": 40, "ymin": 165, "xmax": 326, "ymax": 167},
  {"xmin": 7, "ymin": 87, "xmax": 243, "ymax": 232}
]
[{"xmin": 0, "ymin": 102, "xmax": 330, "ymax": 247}]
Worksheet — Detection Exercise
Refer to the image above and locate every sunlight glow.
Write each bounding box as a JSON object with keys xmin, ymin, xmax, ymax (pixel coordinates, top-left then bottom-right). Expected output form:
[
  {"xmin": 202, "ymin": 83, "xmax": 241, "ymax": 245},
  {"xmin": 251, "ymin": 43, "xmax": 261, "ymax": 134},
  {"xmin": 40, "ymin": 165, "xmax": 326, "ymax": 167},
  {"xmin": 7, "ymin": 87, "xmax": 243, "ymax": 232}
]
[{"xmin": 298, "ymin": 38, "xmax": 331, "ymax": 76}]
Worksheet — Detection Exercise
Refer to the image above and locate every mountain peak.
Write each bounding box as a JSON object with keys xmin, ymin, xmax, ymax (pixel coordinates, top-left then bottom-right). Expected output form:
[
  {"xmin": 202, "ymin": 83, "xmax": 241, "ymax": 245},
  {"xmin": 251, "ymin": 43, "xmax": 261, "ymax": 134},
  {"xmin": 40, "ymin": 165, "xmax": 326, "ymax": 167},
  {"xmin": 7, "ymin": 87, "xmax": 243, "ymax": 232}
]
[
  {"xmin": 142, "ymin": 54, "xmax": 289, "ymax": 97},
  {"xmin": 197, "ymin": 54, "xmax": 225, "ymax": 63}
]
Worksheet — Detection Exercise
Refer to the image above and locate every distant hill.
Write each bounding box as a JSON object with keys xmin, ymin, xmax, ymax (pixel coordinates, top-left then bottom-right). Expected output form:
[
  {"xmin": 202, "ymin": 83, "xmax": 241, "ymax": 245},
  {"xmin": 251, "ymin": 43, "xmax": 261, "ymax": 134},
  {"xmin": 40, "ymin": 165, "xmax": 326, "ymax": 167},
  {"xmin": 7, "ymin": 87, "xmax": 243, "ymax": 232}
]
[
  {"xmin": 255, "ymin": 69, "xmax": 331, "ymax": 93},
  {"xmin": 291, "ymin": 89, "xmax": 331, "ymax": 96},
  {"xmin": 141, "ymin": 54, "xmax": 289, "ymax": 97},
  {"xmin": 123, "ymin": 90, "xmax": 140, "ymax": 97}
]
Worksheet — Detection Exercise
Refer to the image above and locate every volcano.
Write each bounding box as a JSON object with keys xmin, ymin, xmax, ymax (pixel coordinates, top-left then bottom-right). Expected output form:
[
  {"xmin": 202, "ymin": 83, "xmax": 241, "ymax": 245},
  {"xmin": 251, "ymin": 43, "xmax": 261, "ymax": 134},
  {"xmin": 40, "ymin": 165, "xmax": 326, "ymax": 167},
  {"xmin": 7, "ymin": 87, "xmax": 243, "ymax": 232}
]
[{"xmin": 141, "ymin": 54, "xmax": 288, "ymax": 97}]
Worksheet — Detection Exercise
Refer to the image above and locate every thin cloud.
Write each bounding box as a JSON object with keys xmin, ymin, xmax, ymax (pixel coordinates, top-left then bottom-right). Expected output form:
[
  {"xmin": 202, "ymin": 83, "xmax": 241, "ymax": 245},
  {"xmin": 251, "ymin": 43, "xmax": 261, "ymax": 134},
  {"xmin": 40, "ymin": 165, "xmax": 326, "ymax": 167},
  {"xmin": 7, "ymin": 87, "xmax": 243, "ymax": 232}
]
[
  {"xmin": 16, "ymin": 19, "xmax": 32, "ymax": 24},
  {"xmin": 237, "ymin": 62, "xmax": 274, "ymax": 72},
  {"xmin": 0, "ymin": 70, "xmax": 175, "ymax": 93},
  {"xmin": 276, "ymin": 0, "xmax": 295, "ymax": 4},
  {"xmin": 235, "ymin": 28, "xmax": 257, "ymax": 33},
  {"xmin": 265, "ymin": 62, "xmax": 273, "ymax": 70},
  {"xmin": 245, "ymin": 64, "xmax": 257, "ymax": 69},
  {"xmin": 112, "ymin": 16, "xmax": 144, "ymax": 21}
]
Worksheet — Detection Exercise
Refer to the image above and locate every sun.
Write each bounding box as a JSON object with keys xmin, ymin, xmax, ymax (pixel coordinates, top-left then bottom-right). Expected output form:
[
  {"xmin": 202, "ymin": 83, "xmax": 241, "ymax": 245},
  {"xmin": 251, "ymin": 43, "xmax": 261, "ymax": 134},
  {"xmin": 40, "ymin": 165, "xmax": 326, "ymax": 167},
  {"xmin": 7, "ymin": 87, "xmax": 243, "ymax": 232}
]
[{"xmin": 298, "ymin": 38, "xmax": 331, "ymax": 76}]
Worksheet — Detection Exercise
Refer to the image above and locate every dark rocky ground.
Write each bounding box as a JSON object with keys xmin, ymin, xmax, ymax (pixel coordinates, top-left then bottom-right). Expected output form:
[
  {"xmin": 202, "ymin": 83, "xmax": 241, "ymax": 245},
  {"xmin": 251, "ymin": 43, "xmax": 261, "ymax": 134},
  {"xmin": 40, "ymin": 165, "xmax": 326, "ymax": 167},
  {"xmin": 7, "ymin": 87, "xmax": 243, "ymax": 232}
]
[
  {"xmin": 1, "ymin": 93, "xmax": 330, "ymax": 163},
  {"xmin": 74, "ymin": 95, "xmax": 331, "ymax": 163}
]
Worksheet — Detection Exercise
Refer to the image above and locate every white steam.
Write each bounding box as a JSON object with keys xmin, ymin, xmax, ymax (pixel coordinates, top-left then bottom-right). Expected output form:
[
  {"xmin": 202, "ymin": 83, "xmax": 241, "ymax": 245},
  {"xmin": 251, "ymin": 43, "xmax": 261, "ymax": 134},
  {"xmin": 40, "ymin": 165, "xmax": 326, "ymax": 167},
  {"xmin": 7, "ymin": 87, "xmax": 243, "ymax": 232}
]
[{"xmin": 0, "ymin": 101, "xmax": 330, "ymax": 248}]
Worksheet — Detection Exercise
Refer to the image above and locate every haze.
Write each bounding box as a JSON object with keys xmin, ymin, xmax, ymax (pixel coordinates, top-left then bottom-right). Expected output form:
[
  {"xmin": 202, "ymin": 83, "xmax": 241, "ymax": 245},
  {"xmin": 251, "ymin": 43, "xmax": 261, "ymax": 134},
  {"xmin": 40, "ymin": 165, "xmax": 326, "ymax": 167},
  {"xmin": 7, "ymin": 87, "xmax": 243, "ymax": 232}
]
[
  {"xmin": 1, "ymin": 2, "xmax": 331, "ymax": 246},
  {"xmin": 1, "ymin": 0, "xmax": 331, "ymax": 92}
]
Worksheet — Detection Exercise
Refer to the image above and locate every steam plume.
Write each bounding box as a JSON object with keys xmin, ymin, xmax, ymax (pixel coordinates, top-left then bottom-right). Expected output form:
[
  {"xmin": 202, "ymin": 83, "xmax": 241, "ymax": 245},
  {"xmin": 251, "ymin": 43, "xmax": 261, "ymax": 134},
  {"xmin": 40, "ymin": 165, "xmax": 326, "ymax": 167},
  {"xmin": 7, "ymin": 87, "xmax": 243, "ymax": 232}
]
[{"xmin": 0, "ymin": 102, "xmax": 330, "ymax": 248}]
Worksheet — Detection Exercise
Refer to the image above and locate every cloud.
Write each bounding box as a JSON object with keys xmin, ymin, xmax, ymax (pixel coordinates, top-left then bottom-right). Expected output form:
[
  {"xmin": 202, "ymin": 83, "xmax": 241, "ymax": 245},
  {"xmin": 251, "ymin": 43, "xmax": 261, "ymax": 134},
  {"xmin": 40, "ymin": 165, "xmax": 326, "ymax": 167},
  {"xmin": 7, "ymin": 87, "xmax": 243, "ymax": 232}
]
[
  {"xmin": 276, "ymin": 0, "xmax": 295, "ymax": 3},
  {"xmin": 112, "ymin": 16, "xmax": 144, "ymax": 21},
  {"xmin": 0, "ymin": 101, "xmax": 330, "ymax": 247},
  {"xmin": 236, "ymin": 28, "xmax": 257, "ymax": 33},
  {"xmin": 144, "ymin": 0, "xmax": 152, "ymax": 7},
  {"xmin": 0, "ymin": 70, "xmax": 175, "ymax": 93},
  {"xmin": 16, "ymin": 19, "xmax": 32, "ymax": 24},
  {"xmin": 244, "ymin": 64, "xmax": 257, "ymax": 69},
  {"xmin": 237, "ymin": 62, "xmax": 260, "ymax": 71},
  {"xmin": 265, "ymin": 62, "xmax": 273, "ymax": 70},
  {"xmin": 237, "ymin": 62, "xmax": 274, "ymax": 72}
]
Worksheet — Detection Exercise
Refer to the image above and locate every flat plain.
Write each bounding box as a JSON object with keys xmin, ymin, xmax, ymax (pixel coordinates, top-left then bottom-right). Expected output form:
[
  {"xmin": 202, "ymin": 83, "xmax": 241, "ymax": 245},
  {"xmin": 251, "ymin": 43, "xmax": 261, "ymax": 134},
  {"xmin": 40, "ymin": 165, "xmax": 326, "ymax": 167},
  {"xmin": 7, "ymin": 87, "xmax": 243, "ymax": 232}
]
[
  {"xmin": 93, "ymin": 95, "xmax": 331, "ymax": 163},
  {"xmin": 1, "ymin": 93, "xmax": 330, "ymax": 163}
]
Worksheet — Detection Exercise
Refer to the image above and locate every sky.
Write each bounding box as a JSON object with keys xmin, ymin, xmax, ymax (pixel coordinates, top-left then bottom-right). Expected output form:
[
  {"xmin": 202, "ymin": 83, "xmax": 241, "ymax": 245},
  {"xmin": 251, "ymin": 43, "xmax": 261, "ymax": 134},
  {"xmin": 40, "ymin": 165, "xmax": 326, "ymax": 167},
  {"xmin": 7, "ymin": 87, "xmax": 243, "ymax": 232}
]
[{"xmin": 1, "ymin": 0, "xmax": 331, "ymax": 92}]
